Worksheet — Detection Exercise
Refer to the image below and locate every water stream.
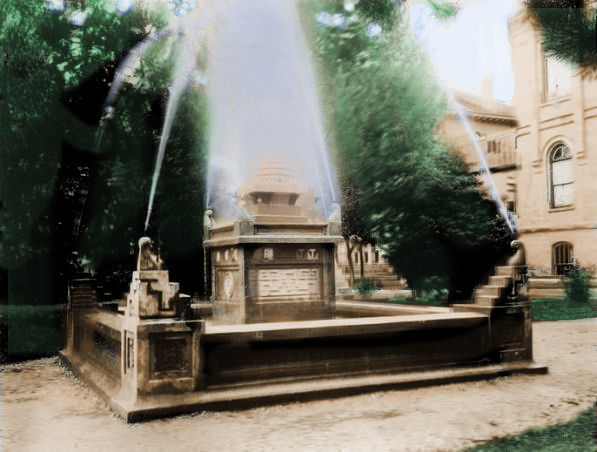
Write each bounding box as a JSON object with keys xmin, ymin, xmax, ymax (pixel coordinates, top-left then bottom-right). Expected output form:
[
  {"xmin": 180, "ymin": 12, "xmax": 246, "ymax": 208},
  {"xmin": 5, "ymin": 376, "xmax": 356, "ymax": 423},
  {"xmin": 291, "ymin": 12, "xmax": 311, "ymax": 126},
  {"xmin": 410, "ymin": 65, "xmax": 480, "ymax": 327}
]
[
  {"xmin": 144, "ymin": 7, "xmax": 214, "ymax": 230},
  {"xmin": 205, "ymin": 0, "xmax": 338, "ymax": 220},
  {"xmin": 450, "ymin": 96, "xmax": 517, "ymax": 234}
]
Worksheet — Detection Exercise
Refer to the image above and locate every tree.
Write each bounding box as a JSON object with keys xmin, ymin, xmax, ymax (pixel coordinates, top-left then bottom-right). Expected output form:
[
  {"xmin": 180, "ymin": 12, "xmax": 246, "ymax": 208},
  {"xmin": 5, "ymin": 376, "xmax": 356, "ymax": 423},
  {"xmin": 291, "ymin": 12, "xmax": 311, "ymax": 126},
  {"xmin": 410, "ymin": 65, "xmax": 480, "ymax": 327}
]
[
  {"xmin": 526, "ymin": 0, "xmax": 597, "ymax": 73},
  {"xmin": 341, "ymin": 181, "xmax": 372, "ymax": 286},
  {"xmin": 565, "ymin": 264, "xmax": 591, "ymax": 306},
  {"xmin": 1, "ymin": 0, "xmax": 207, "ymax": 306},
  {"xmin": 79, "ymin": 84, "xmax": 208, "ymax": 298},
  {"xmin": 306, "ymin": 0, "xmax": 512, "ymax": 299}
]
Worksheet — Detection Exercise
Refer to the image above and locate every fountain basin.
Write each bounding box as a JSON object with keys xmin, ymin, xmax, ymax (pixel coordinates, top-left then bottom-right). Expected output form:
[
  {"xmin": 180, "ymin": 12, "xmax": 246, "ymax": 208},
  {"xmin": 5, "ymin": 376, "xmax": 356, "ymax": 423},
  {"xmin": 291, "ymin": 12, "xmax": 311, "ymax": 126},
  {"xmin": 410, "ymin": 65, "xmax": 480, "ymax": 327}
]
[{"xmin": 61, "ymin": 296, "xmax": 545, "ymax": 422}]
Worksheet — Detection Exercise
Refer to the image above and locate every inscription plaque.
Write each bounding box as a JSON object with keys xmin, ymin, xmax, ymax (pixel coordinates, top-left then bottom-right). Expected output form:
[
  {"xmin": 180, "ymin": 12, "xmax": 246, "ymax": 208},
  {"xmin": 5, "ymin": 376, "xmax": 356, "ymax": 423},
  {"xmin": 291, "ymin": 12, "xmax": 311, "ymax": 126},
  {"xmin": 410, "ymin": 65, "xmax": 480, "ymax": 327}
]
[{"xmin": 258, "ymin": 268, "xmax": 320, "ymax": 298}]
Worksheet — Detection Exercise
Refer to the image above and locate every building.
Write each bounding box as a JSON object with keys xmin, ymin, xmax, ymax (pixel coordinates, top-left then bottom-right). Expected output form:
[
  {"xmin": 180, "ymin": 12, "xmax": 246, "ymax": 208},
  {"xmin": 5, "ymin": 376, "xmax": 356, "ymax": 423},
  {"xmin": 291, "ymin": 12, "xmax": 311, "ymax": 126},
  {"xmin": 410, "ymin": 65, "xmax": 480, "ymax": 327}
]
[
  {"xmin": 442, "ymin": 9, "xmax": 597, "ymax": 280},
  {"xmin": 509, "ymin": 10, "xmax": 597, "ymax": 276},
  {"xmin": 437, "ymin": 77, "xmax": 519, "ymax": 214}
]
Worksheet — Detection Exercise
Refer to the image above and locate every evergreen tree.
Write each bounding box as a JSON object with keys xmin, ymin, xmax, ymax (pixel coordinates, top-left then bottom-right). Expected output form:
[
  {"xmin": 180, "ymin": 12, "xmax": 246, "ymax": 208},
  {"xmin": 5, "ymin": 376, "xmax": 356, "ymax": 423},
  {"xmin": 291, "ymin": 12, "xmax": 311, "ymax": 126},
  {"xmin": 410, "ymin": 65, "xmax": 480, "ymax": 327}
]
[{"xmin": 527, "ymin": 0, "xmax": 597, "ymax": 73}]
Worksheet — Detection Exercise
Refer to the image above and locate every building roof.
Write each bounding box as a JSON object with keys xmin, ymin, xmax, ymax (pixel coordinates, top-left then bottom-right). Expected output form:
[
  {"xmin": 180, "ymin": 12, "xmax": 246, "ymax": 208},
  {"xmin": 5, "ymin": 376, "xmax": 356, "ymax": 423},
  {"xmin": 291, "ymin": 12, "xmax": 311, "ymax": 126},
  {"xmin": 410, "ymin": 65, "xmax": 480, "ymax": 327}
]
[{"xmin": 452, "ymin": 91, "xmax": 517, "ymax": 126}]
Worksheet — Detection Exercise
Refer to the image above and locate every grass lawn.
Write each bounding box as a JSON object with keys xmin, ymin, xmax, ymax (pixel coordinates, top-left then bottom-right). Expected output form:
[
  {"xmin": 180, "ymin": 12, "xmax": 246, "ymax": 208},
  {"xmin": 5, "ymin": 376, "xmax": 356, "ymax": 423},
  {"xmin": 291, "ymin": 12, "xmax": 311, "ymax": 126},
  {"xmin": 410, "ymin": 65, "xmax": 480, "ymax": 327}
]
[
  {"xmin": 1, "ymin": 304, "xmax": 65, "ymax": 361},
  {"xmin": 531, "ymin": 299, "xmax": 597, "ymax": 321},
  {"xmin": 465, "ymin": 406, "xmax": 596, "ymax": 451}
]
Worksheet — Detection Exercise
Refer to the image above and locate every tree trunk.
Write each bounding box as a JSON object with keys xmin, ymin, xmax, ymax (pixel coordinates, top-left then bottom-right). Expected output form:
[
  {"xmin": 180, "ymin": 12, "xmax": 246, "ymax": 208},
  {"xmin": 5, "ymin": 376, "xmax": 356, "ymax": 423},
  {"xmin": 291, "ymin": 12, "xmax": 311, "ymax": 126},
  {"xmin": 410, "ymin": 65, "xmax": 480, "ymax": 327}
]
[
  {"xmin": 359, "ymin": 241, "xmax": 364, "ymax": 279},
  {"xmin": 344, "ymin": 237, "xmax": 355, "ymax": 287}
]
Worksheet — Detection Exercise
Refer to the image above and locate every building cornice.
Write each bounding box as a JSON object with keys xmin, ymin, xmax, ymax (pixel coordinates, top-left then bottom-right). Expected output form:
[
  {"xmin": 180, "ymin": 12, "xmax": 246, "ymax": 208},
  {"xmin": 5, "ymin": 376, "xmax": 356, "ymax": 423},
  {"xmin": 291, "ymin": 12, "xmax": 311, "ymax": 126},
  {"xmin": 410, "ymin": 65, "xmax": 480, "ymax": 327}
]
[{"xmin": 519, "ymin": 223, "xmax": 597, "ymax": 234}]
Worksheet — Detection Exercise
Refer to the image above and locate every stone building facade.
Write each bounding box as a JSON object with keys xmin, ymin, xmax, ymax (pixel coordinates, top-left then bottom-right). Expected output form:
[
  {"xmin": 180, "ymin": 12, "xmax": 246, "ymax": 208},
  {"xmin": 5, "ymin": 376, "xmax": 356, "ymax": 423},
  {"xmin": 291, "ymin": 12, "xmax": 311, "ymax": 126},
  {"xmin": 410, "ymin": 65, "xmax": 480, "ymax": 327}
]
[
  {"xmin": 508, "ymin": 10, "xmax": 597, "ymax": 276},
  {"xmin": 441, "ymin": 10, "xmax": 597, "ymax": 278}
]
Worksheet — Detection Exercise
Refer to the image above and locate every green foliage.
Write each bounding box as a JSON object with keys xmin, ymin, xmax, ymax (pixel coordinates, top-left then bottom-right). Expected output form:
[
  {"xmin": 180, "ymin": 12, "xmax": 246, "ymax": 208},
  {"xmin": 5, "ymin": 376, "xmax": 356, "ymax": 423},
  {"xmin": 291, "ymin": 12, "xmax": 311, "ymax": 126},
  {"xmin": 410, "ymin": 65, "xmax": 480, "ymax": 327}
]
[
  {"xmin": 413, "ymin": 275, "xmax": 449, "ymax": 301},
  {"xmin": 79, "ymin": 87, "xmax": 208, "ymax": 280},
  {"xmin": 531, "ymin": 298, "xmax": 597, "ymax": 321},
  {"xmin": 527, "ymin": 2, "xmax": 597, "ymax": 72},
  {"xmin": 354, "ymin": 277, "xmax": 377, "ymax": 295},
  {"xmin": 0, "ymin": 305, "xmax": 64, "ymax": 360},
  {"xmin": 306, "ymin": 1, "xmax": 512, "ymax": 299},
  {"xmin": 565, "ymin": 265, "xmax": 592, "ymax": 306},
  {"xmin": 0, "ymin": 0, "xmax": 170, "ymax": 304},
  {"xmin": 465, "ymin": 406, "xmax": 595, "ymax": 451},
  {"xmin": 425, "ymin": 0, "xmax": 460, "ymax": 21},
  {"xmin": 357, "ymin": 0, "xmax": 397, "ymax": 24},
  {"xmin": 1, "ymin": 0, "xmax": 208, "ymax": 302}
]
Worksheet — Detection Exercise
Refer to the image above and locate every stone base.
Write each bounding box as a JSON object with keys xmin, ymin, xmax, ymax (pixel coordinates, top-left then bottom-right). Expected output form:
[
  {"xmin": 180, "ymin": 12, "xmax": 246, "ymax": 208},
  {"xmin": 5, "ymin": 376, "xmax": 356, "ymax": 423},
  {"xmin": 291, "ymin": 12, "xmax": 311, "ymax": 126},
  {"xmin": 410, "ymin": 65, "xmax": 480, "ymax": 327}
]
[
  {"xmin": 62, "ymin": 301, "xmax": 546, "ymax": 422},
  {"xmin": 60, "ymin": 350, "xmax": 546, "ymax": 422}
]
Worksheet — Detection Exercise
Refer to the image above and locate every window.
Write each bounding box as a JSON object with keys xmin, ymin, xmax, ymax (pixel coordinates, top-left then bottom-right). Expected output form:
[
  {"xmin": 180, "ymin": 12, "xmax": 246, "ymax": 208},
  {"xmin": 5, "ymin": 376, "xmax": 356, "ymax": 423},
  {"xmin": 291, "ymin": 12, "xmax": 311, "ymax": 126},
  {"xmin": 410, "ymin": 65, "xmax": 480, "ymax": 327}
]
[
  {"xmin": 552, "ymin": 242, "xmax": 573, "ymax": 275},
  {"xmin": 544, "ymin": 55, "xmax": 572, "ymax": 100},
  {"xmin": 364, "ymin": 251, "xmax": 369, "ymax": 264},
  {"xmin": 549, "ymin": 142, "xmax": 573, "ymax": 207},
  {"xmin": 374, "ymin": 250, "xmax": 379, "ymax": 263}
]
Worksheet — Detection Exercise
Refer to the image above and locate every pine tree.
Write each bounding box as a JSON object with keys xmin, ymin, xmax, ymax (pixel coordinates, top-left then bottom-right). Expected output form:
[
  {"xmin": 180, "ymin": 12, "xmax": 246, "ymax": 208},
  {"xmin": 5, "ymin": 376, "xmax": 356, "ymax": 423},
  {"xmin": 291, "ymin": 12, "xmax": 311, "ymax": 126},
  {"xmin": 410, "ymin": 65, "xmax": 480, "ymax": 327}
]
[{"xmin": 527, "ymin": 0, "xmax": 597, "ymax": 73}]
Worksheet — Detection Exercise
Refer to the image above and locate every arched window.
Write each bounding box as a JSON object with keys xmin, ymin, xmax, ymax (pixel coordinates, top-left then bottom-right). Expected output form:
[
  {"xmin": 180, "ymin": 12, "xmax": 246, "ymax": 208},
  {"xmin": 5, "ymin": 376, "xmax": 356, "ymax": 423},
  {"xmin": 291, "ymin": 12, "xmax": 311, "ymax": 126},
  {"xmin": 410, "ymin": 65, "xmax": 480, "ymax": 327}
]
[
  {"xmin": 549, "ymin": 142, "xmax": 573, "ymax": 207},
  {"xmin": 552, "ymin": 242, "xmax": 573, "ymax": 275}
]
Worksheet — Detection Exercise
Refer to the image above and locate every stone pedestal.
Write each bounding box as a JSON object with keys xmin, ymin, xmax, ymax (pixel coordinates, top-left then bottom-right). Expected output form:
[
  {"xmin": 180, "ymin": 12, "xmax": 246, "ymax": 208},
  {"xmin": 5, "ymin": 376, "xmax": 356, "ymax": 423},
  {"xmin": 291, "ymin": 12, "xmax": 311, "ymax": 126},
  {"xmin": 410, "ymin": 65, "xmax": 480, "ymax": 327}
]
[
  {"xmin": 205, "ymin": 158, "xmax": 342, "ymax": 324},
  {"xmin": 121, "ymin": 267, "xmax": 202, "ymax": 396},
  {"xmin": 209, "ymin": 240, "xmax": 336, "ymax": 323},
  {"xmin": 453, "ymin": 300, "xmax": 533, "ymax": 362}
]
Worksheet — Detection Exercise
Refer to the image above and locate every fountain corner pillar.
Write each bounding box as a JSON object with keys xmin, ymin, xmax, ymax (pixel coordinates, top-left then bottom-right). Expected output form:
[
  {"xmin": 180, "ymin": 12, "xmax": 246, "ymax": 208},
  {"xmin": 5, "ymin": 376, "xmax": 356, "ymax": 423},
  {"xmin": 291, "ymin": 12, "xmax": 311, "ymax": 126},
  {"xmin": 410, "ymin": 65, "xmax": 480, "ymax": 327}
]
[
  {"xmin": 119, "ymin": 237, "xmax": 204, "ymax": 397},
  {"xmin": 204, "ymin": 159, "xmax": 342, "ymax": 324}
]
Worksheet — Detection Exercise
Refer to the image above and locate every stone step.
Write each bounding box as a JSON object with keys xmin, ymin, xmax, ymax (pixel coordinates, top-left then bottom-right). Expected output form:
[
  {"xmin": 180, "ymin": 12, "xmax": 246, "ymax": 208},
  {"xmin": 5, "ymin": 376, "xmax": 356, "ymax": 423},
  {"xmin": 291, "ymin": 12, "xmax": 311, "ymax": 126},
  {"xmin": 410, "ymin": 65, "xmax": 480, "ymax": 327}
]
[
  {"xmin": 495, "ymin": 266, "xmax": 515, "ymax": 277},
  {"xmin": 475, "ymin": 294, "xmax": 499, "ymax": 306},
  {"xmin": 477, "ymin": 285, "xmax": 508, "ymax": 298},
  {"xmin": 71, "ymin": 293, "xmax": 97, "ymax": 300},
  {"xmin": 378, "ymin": 284, "xmax": 405, "ymax": 290},
  {"xmin": 71, "ymin": 287, "xmax": 96, "ymax": 293},
  {"xmin": 71, "ymin": 290, "xmax": 96, "ymax": 296},
  {"xmin": 346, "ymin": 276, "xmax": 403, "ymax": 283},
  {"xmin": 345, "ymin": 271, "xmax": 398, "ymax": 278},
  {"xmin": 489, "ymin": 275, "xmax": 511, "ymax": 287}
]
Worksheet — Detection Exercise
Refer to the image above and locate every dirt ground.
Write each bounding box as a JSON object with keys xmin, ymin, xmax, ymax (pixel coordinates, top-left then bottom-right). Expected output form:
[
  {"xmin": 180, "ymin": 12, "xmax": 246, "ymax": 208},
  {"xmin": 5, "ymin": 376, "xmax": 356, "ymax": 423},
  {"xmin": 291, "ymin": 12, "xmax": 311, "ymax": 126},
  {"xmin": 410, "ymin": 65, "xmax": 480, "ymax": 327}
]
[{"xmin": 2, "ymin": 318, "xmax": 596, "ymax": 452}]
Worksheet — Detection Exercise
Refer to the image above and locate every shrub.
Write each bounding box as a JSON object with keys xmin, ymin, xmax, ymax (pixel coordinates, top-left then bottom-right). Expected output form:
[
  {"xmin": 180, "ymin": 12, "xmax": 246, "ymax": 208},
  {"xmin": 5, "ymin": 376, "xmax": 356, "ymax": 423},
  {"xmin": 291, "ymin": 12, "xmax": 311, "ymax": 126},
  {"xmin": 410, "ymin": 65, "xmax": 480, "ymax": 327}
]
[
  {"xmin": 354, "ymin": 277, "xmax": 377, "ymax": 296},
  {"xmin": 565, "ymin": 265, "xmax": 592, "ymax": 307}
]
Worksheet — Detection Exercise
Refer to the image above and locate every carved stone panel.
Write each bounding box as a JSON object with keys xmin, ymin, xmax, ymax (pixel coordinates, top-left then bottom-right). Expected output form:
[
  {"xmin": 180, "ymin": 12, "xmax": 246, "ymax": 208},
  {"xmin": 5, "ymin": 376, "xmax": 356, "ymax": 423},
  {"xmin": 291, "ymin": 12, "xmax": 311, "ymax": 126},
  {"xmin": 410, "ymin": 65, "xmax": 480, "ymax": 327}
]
[
  {"xmin": 257, "ymin": 268, "xmax": 320, "ymax": 299},
  {"xmin": 150, "ymin": 335, "xmax": 191, "ymax": 379},
  {"xmin": 216, "ymin": 269, "xmax": 240, "ymax": 301}
]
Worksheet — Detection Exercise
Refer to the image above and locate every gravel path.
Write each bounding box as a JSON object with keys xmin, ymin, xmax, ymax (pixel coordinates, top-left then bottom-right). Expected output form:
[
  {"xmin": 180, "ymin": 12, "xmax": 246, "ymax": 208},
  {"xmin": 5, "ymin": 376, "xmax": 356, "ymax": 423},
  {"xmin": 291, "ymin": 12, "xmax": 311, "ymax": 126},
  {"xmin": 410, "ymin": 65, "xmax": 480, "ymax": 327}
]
[{"xmin": 2, "ymin": 318, "xmax": 596, "ymax": 452}]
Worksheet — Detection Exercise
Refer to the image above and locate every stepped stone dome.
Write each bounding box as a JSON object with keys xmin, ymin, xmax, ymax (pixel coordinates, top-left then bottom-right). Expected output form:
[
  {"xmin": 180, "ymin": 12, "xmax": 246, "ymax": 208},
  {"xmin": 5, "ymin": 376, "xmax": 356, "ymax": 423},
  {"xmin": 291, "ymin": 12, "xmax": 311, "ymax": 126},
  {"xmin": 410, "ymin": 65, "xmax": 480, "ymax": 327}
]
[{"xmin": 237, "ymin": 157, "xmax": 317, "ymax": 222}]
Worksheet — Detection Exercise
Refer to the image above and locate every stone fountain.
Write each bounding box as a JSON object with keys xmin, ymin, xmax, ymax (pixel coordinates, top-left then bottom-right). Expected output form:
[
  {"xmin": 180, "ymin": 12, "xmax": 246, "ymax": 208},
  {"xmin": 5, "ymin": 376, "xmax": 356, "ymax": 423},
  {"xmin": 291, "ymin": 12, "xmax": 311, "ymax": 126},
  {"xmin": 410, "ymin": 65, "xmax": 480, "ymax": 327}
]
[
  {"xmin": 59, "ymin": 0, "xmax": 546, "ymax": 422},
  {"xmin": 61, "ymin": 217, "xmax": 546, "ymax": 422}
]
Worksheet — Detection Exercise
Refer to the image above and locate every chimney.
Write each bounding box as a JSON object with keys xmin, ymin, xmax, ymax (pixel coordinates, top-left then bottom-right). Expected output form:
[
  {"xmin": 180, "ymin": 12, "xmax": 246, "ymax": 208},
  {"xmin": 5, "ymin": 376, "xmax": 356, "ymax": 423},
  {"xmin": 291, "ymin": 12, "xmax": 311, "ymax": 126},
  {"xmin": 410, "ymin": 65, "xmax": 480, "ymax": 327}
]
[{"xmin": 480, "ymin": 74, "xmax": 495, "ymax": 107}]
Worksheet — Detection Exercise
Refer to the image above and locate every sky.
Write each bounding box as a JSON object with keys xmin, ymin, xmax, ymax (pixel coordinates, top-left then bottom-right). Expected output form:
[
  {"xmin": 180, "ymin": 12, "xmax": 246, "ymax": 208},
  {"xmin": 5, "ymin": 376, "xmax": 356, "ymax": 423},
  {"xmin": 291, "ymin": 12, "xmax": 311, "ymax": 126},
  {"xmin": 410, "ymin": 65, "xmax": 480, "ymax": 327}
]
[{"xmin": 409, "ymin": 0, "xmax": 520, "ymax": 103}]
